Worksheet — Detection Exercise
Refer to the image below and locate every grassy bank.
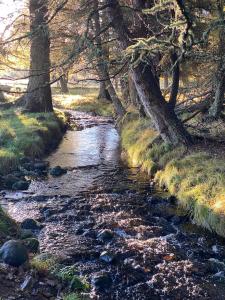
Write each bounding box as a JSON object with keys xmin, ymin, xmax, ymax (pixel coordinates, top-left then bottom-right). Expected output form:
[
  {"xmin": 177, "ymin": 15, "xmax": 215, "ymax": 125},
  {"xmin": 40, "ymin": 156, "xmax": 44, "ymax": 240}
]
[
  {"xmin": 0, "ymin": 108, "xmax": 67, "ymax": 174},
  {"xmin": 53, "ymin": 87, "xmax": 114, "ymax": 117},
  {"xmin": 121, "ymin": 116, "xmax": 225, "ymax": 237}
]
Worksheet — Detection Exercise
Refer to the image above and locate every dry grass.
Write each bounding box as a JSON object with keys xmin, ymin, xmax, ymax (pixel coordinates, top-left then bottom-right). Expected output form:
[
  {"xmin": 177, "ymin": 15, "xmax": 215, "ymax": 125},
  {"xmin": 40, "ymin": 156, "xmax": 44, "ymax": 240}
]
[{"xmin": 121, "ymin": 114, "xmax": 225, "ymax": 236}]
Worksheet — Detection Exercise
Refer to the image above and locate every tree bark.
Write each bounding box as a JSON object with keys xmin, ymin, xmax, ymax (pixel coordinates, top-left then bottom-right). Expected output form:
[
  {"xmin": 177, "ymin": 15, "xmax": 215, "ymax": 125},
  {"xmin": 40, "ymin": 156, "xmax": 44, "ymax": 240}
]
[
  {"xmin": 98, "ymin": 81, "xmax": 111, "ymax": 101},
  {"xmin": 107, "ymin": 0, "xmax": 192, "ymax": 145},
  {"xmin": 24, "ymin": 0, "xmax": 53, "ymax": 112},
  {"xmin": 59, "ymin": 75, "xmax": 69, "ymax": 94},
  {"xmin": 208, "ymin": 1, "xmax": 225, "ymax": 119},
  {"xmin": 168, "ymin": 52, "xmax": 180, "ymax": 109}
]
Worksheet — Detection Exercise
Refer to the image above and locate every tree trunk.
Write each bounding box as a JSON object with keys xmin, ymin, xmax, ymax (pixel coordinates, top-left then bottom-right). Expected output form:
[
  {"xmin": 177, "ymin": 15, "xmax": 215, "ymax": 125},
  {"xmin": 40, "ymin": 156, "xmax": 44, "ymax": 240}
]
[
  {"xmin": 25, "ymin": 0, "xmax": 53, "ymax": 112},
  {"xmin": 98, "ymin": 81, "xmax": 111, "ymax": 102},
  {"xmin": 107, "ymin": 0, "xmax": 192, "ymax": 145},
  {"xmin": 92, "ymin": 0, "xmax": 125, "ymax": 117},
  {"xmin": 128, "ymin": 73, "xmax": 146, "ymax": 117},
  {"xmin": 59, "ymin": 75, "xmax": 69, "ymax": 94},
  {"xmin": 208, "ymin": 3, "xmax": 225, "ymax": 119},
  {"xmin": 168, "ymin": 52, "xmax": 180, "ymax": 109}
]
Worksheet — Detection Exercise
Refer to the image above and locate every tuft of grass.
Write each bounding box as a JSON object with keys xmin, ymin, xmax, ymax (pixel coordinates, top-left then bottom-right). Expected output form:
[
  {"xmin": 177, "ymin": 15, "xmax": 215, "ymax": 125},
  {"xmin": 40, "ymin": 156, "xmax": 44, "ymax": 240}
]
[
  {"xmin": 0, "ymin": 109, "xmax": 67, "ymax": 174},
  {"xmin": 121, "ymin": 115, "xmax": 225, "ymax": 237}
]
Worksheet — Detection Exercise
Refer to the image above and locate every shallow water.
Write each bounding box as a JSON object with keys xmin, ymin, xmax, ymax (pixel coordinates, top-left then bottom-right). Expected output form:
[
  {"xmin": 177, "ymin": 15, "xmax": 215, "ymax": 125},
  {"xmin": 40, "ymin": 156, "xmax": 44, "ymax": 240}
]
[{"xmin": 1, "ymin": 111, "xmax": 225, "ymax": 299}]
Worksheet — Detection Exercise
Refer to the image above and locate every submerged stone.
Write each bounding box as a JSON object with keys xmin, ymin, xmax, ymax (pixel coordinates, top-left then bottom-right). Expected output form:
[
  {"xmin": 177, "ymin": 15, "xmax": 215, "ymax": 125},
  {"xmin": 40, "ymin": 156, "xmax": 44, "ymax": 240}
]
[
  {"xmin": 50, "ymin": 166, "xmax": 67, "ymax": 177},
  {"xmin": 0, "ymin": 240, "xmax": 29, "ymax": 267},
  {"xmin": 100, "ymin": 251, "xmax": 115, "ymax": 263},
  {"xmin": 12, "ymin": 180, "xmax": 29, "ymax": 191},
  {"xmin": 92, "ymin": 273, "xmax": 112, "ymax": 291},
  {"xmin": 21, "ymin": 218, "xmax": 41, "ymax": 231},
  {"xmin": 97, "ymin": 229, "xmax": 114, "ymax": 242}
]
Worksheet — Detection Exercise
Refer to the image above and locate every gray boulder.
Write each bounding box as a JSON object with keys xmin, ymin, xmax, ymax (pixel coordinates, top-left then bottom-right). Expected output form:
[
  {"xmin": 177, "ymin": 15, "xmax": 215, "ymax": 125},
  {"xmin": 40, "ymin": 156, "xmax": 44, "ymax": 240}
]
[{"xmin": 0, "ymin": 240, "xmax": 29, "ymax": 267}]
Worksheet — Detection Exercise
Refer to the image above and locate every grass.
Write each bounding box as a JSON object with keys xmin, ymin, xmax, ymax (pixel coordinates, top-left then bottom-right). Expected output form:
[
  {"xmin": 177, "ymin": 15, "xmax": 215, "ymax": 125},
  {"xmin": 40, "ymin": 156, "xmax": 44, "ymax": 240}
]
[
  {"xmin": 0, "ymin": 108, "xmax": 67, "ymax": 174},
  {"xmin": 121, "ymin": 114, "xmax": 225, "ymax": 237},
  {"xmin": 0, "ymin": 206, "xmax": 17, "ymax": 243},
  {"xmin": 53, "ymin": 87, "xmax": 114, "ymax": 117}
]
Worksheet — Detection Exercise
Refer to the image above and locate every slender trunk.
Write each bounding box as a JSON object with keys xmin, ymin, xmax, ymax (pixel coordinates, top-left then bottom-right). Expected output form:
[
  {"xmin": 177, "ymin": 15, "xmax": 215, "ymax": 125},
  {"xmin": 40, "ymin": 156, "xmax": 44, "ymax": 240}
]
[
  {"xmin": 164, "ymin": 75, "xmax": 169, "ymax": 89},
  {"xmin": 59, "ymin": 75, "xmax": 69, "ymax": 94},
  {"xmin": 209, "ymin": 2, "xmax": 225, "ymax": 119},
  {"xmin": 25, "ymin": 0, "xmax": 53, "ymax": 112},
  {"xmin": 128, "ymin": 73, "xmax": 147, "ymax": 117},
  {"xmin": 168, "ymin": 52, "xmax": 180, "ymax": 109},
  {"xmin": 107, "ymin": 0, "xmax": 192, "ymax": 145},
  {"xmin": 98, "ymin": 81, "xmax": 111, "ymax": 101},
  {"xmin": 93, "ymin": 0, "xmax": 125, "ymax": 117},
  {"xmin": 0, "ymin": 90, "xmax": 5, "ymax": 102}
]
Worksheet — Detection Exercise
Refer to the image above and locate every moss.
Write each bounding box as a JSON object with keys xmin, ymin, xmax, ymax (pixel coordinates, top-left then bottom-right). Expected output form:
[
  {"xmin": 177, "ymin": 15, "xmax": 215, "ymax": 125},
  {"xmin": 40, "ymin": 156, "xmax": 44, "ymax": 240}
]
[
  {"xmin": 121, "ymin": 115, "xmax": 225, "ymax": 237},
  {"xmin": 0, "ymin": 109, "xmax": 67, "ymax": 174},
  {"xmin": 63, "ymin": 293, "xmax": 82, "ymax": 300},
  {"xmin": 0, "ymin": 207, "xmax": 17, "ymax": 242}
]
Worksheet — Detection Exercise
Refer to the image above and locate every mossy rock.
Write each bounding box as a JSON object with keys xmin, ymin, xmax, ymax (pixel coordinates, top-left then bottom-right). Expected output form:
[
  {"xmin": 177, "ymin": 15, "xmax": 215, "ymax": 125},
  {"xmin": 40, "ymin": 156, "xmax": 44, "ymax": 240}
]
[{"xmin": 23, "ymin": 238, "xmax": 39, "ymax": 253}]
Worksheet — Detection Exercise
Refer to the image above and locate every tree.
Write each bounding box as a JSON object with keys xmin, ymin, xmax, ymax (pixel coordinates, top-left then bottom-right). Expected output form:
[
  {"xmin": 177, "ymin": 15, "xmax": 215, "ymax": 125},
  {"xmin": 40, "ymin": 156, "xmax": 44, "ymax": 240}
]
[
  {"xmin": 106, "ymin": 0, "xmax": 192, "ymax": 145},
  {"xmin": 24, "ymin": 0, "xmax": 53, "ymax": 112},
  {"xmin": 92, "ymin": 0, "xmax": 126, "ymax": 117}
]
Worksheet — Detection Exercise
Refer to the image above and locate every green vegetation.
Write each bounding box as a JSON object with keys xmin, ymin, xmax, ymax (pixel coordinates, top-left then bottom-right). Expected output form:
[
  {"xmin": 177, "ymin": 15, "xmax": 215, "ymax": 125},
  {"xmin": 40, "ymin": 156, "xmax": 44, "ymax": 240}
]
[
  {"xmin": 121, "ymin": 115, "xmax": 225, "ymax": 237},
  {"xmin": 63, "ymin": 293, "xmax": 82, "ymax": 300},
  {"xmin": 53, "ymin": 87, "xmax": 114, "ymax": 117},
  {"xmin": 0, "ymin": 109, "xmax": 67, "ymax": 173},
  {"xmin": 31, "ymin": 254, "xmax": 90, "ymax": 298},
  {"xmin": 0, "ymin": 207, "xmax": 17, "ymax": 243}
]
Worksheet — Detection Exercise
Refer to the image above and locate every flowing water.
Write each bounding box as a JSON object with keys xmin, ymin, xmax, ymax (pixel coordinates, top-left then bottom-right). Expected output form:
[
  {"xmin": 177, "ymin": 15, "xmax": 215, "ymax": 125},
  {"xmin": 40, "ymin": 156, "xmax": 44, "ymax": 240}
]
[{"xmin": 1, "ymin": 111, "xmax": 225, "ymax": 299}]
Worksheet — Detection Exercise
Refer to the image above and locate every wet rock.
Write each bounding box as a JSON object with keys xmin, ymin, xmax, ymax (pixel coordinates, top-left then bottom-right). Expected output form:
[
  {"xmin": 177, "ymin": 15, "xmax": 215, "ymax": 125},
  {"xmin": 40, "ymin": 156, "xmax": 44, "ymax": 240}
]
[
  {"xmin": 19, "ymin": 157, "xmax": 31, "ymax": 165},
  {"xmin": 20, "ymin": 229, "xmax": 35, "ymax": 239},
  {"xmin": 34, "ymin": 161, "xmax": 49, "ymax": 171},
  {"xmin": 100, "ymin": 251, "xmax": 115, "ymax": 263},
  {"xmin": 0, "ymin": 240, "xmax": 29, "ymax": 267},
  {"xmin": 23, "ymin": 238, "xmax": 39, "ymax": 253},
  {"xmin": 206, "ymin": 258, "xmax": 225, "ymax": 274},
  {"xmin": 91, "ymin": 273, "xmax": 112, "ymax": 291},
  {"xmin": 12, "ymin": 180, "xmax": 29, "ymax": 191},
  {"xmin": 50, "ymin": 166, "xmax": 67, "ymax": 177},
  {"xmin": 4, "ymin": 174, "xmax": 20, "ymax": 189},
  {"xmin": 20, "ymin": 218, "xmax": 41, "ymax": 231},
  {"xmin": 20, "ymin": 275, "xmax": 33, "ymax": 291},
  {"xmin": 97, "ymin": 229, "xmax": 114, "ymax": 242},
  {"xmin": 11, "ymin": 171, "xmax": 24, "ymax": 178}
]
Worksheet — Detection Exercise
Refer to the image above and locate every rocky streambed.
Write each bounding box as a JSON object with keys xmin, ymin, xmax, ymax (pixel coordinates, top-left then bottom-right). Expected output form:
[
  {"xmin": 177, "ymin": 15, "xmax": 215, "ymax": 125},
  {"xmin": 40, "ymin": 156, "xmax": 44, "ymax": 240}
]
[{"xmin": 1, "ymin": 111, "xmax": 225, "ymax": 299}]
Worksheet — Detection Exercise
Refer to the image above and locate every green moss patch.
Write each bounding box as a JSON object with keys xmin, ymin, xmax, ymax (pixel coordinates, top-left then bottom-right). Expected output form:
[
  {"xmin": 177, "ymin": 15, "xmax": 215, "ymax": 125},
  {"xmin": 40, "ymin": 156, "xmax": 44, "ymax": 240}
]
[
  {"xmin": 0, "ymin": 108, "xmax": 67, "ymax": 174},
  {"xmin": 121, "ymin": 115, "xmax": 225, "ymax": 237}
]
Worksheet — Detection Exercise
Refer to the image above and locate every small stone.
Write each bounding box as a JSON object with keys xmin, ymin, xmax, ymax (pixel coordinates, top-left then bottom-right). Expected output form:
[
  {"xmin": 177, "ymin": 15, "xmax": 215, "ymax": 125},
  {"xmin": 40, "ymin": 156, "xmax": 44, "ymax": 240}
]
[
  {"xmin": 23, "ymin": 238, "xmax": 39, "ymax": 253},
  {"xmin": 20, "ymin": 218, "xmax": 41, "ymax": 230},
  {"xmin": 20, "ymin": 275, "xmax": 33, "ymax": 291},
  {"xmin": 91, "ymin": 273, "xmax": 112, "ymax": 291},
  {"xmin": 97, "ymin": 229, "xmax": 114, "ymax": 242},
  {"xmin": 100, "ymin": 251, "xmax": 115, "ymax": 263},
  {"xmin": 0, "ymin": 240, "xmax": 29, "ymax": 267},
  {"xmin": 49, "ymin": 166, "xmax": 67, "ymax": 177},
  {"xmin": 12, "ymin": 180, "xmax": 29, "ymax": 191}
]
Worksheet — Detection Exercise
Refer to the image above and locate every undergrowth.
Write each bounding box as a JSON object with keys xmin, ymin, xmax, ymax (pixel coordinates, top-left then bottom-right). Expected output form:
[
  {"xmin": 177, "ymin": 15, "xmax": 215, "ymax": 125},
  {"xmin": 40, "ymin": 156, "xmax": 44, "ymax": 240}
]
[
  {"xmin": 121, "ymin": 114, "xmax": 225, "ymax": 237},
  {"xmin": 0, "ymin": 108, "xmax": 67, "ymax": 174}
]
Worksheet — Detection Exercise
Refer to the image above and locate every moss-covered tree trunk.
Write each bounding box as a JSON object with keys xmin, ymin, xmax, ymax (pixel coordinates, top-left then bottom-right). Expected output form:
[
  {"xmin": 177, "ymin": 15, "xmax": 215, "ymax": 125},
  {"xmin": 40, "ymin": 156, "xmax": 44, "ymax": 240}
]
[
  {"xmin": 107, "ymin": 0, "xmax": 192, "ymax": 146},
  {"xmin": 25, "ymin": 0, "xmax": 53, "ymax": 112}
]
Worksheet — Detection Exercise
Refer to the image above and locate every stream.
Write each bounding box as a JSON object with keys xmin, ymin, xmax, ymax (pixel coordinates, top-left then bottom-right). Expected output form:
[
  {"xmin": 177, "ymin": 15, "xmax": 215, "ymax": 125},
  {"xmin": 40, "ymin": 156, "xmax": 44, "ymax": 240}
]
[{"xmin": 1, "ymin": 111, "xmax": 225, "ymax": 299}]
